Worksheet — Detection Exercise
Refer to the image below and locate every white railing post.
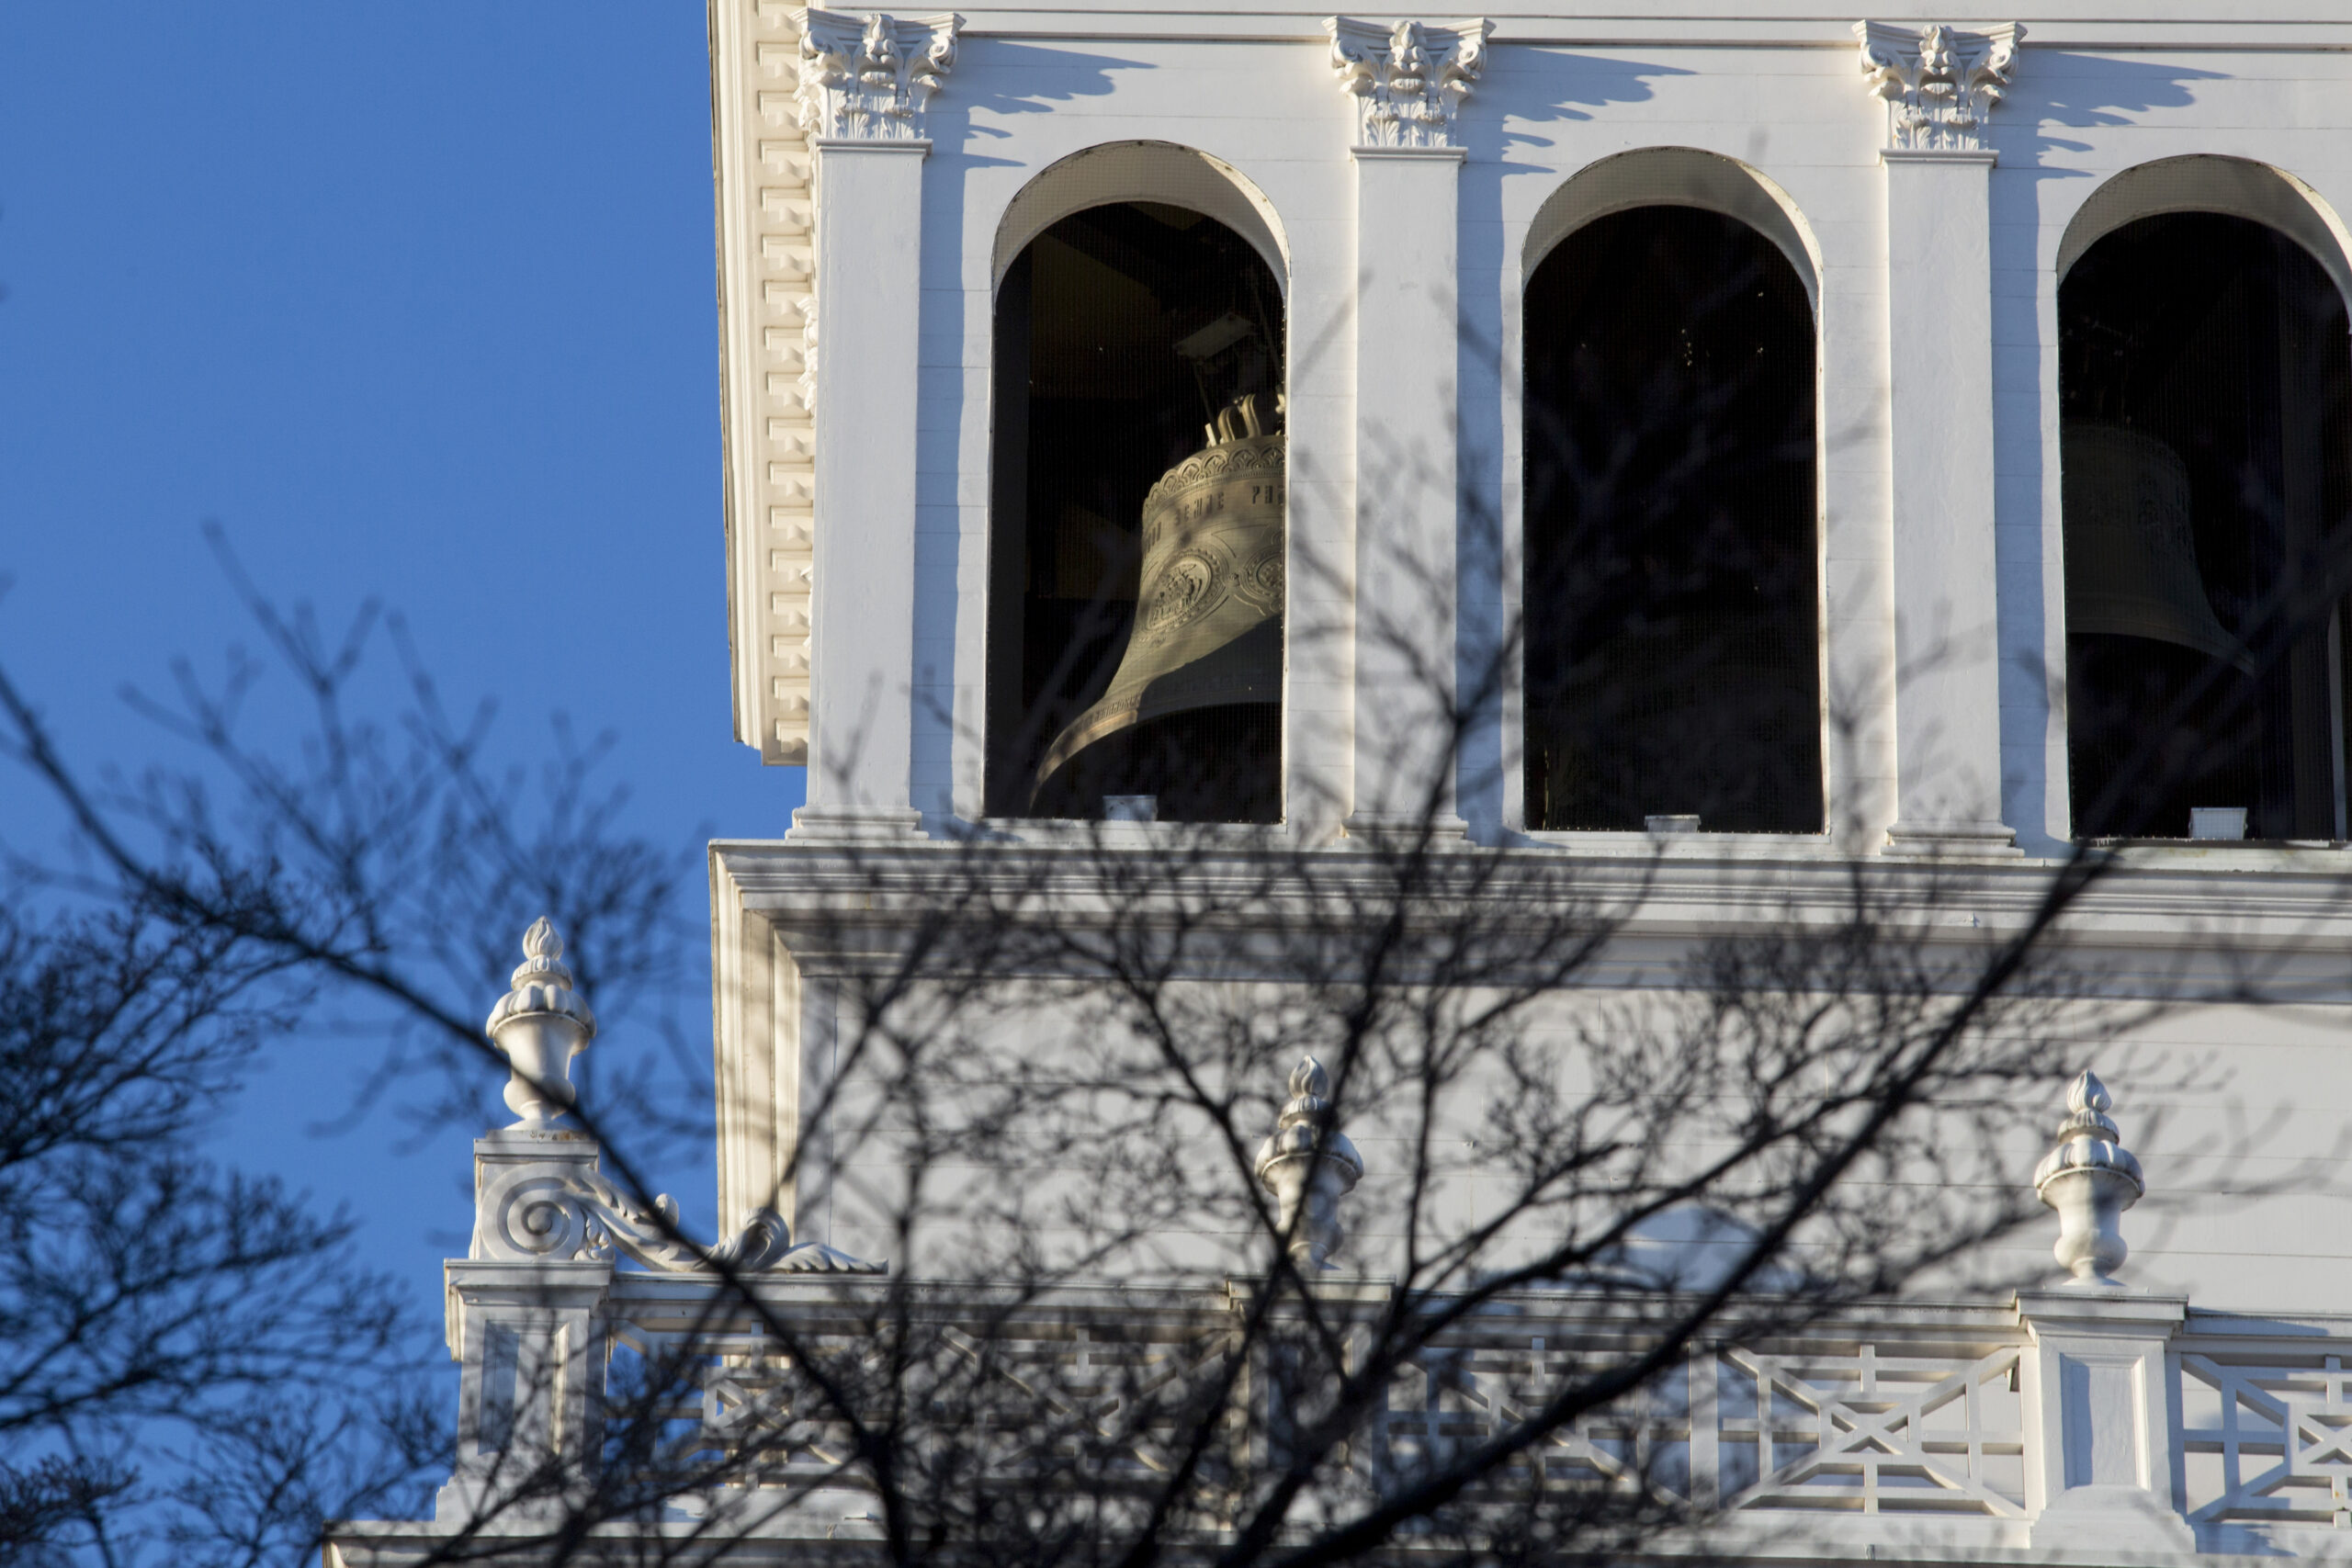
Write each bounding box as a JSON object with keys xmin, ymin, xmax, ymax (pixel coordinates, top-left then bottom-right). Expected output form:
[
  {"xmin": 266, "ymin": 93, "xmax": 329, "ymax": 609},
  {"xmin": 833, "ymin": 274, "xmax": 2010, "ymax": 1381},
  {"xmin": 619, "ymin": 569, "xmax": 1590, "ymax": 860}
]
[
  {"xmin": 2016, "ymin": 1290, "xmax": 2193, "ymax": 1550},
  {"xmin": 436, "ymin": 1257, "xmax": 615, "ymax": 1527},
  {"xmin": 436, "ymin": 920, "xmax": 881, "ymax": 1529}
]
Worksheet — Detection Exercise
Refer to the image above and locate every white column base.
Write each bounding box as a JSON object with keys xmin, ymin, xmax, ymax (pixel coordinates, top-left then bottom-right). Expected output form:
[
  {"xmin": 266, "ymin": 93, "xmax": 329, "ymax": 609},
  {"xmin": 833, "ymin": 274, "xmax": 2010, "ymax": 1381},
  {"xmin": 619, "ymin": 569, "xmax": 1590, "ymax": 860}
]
[
  {"xmin": 1341, "ymin": 809, "xmax": 1471, "ymax": 846},
  {"xmin": 1883, "ymin": 819, "xmax": 2022, "ymax": 857},
  {"xmin": 786, "ymin": 805, "xmax": 927, "ymax": 843},
  {"xmin": 2030, "ymin": 1485, "xmax": 2198, "ymax": 1553}
]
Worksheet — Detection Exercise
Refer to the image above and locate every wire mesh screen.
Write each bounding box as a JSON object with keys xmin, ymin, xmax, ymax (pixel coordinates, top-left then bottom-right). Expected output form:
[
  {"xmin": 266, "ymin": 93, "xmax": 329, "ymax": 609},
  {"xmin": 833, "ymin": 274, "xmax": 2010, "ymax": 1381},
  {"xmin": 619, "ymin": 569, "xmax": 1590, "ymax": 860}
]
[
  {"xmin": 1521, "ymin": 205, "xmax": 1824, "ymax": 834},
  {"xmin": 987, "ymin": 201, "xmax": 1286, "ymax": 822},
  {"xmin": 2060, "ymin": 212, "xmax": 2352, "ymax": 841}
]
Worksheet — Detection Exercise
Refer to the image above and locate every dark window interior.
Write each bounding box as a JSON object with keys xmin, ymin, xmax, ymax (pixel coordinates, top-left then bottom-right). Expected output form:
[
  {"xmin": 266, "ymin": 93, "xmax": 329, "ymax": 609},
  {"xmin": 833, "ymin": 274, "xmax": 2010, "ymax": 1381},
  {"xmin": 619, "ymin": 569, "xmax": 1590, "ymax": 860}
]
[
  {"xmin": 986, "ymin": 202, "xmax": 1285, "ymax": 821},
  {"xmin": 2061, "ymin": 213, "xmax": 2352, "ymax": 840},
  {"xmin": 1522, "ymin": 205, "xmax": 1823, "ymax": 833}
]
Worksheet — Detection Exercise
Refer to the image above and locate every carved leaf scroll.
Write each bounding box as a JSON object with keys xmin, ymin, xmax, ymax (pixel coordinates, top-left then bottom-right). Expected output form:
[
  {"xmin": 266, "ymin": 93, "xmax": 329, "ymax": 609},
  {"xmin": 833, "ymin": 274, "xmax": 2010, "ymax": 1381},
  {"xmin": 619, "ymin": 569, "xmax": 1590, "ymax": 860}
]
[
  {"xmin": 796, "ymin": 8, "xmax": 961, "ymax": 141},
  {"xmin": 1327, "ymin": 17, "xmax": 1493, "ymax": 150},
  {"xmin": 1855, "ymin": 21, "xmax": 2023, "ymax": 154}
]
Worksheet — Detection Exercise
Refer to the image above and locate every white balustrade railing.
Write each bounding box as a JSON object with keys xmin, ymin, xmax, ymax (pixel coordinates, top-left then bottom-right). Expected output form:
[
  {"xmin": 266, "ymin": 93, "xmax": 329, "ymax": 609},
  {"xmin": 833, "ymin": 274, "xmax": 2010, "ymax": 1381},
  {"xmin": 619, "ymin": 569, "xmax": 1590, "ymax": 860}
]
[{"xmin": 428, "ymin": 1273, "xmax": 2338, "ymax": 1557}]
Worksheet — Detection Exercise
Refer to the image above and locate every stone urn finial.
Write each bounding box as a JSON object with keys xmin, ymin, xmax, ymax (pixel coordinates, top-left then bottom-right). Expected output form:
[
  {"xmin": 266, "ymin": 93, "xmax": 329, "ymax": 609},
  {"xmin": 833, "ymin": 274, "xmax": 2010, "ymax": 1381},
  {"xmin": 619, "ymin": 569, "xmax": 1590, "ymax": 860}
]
[
  {"xmin": 2031, "ymin": 1070, "xmax": 2144, "ymax": 1287},
  {"xmin": 484, "ymin": 917, "xmax": 597, "ymax": 1127},
  {"xmin": 1253, "ymin": 1055, "xmax": 1364, "ymax": 1271}
]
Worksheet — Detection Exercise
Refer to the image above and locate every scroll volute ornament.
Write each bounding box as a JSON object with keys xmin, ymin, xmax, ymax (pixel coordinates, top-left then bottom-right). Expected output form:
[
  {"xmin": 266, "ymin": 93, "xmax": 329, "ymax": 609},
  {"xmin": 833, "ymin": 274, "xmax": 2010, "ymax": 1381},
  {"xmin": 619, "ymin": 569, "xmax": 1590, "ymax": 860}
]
[{"xmin": 1035, "ymin": 395, "xmax": 1287, "ymax": 797}]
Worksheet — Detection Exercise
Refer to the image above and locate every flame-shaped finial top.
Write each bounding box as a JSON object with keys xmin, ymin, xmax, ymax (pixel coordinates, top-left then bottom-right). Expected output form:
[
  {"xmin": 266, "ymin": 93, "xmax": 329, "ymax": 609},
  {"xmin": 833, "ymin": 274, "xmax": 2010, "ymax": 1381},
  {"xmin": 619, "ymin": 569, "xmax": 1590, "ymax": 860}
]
[
  {"xmin": 486, "ymin": 917, "xmax": 596, "ymax": 1041},
  {"xmin": 2031, "ymin": 1081, "xmax": 2144, "ymax": 1213},
  {"xmin": 2054, "ymin": 1070, "xmax": 2121, "ymax": 1145},
  {"xmin": 1290, "ymin": 1055, "xmax": 1329, "ymax": 1106},
  {"xmin": 1257, "ymin": 1055, "xmax": 1364, "ymax": 1183}
]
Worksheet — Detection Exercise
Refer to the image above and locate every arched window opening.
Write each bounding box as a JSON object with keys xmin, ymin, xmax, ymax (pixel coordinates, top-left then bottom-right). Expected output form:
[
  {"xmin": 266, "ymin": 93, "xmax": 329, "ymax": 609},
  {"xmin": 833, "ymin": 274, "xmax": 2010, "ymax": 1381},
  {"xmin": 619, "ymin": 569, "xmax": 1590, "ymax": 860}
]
[
  {"xmin": 986, "ymin": 201, "xmax": 1285, "ymax": 822},
  {"xmin": 1522, "ymin": 206, "xmax": 1822, "ymax": 833},
  {"xmin": 2061, "ymin": 214, "xmax": 2352, "ymax": 840}
]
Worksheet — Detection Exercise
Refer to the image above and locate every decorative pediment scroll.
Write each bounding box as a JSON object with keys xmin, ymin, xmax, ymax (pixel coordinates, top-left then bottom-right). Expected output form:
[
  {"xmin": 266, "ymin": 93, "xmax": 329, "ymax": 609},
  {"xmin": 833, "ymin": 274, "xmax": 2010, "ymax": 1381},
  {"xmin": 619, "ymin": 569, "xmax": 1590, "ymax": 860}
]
[
  {"xmin": 1326, "ymin": 17, "xmax": 1493, "ymax": 150},
  {"xmin": 469, "ymin": 922, "xmax": 881, "ymax": 1274},
  {"xmin": 1854, "ymin": 21, "xmax": 2023, "ymax": 154},
  {"xmin": 473, "ymin": 1144, "xmax": 883, "ymax": 1273},
  {"xmin": 795, "ymin": 8, "xmax": 962, "ymax": 141}
]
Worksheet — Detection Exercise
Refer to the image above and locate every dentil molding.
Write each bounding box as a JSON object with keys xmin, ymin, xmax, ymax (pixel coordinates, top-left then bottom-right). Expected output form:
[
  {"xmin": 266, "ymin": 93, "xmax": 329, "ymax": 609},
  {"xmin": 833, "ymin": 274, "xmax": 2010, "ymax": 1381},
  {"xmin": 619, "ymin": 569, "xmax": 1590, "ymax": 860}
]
[
  {"xmin": 713, "ymin": 2, "xmax": 819, "ymax": 762},
  {"xmin": 1326, "ymin": 17, "xmax": 1494, "ymax": 151},
  {"xmin": 1855, "ymin": 20, "xmax": 2023, "ymax": 155},
  {"xmin": 796, "ymin": 8, "xmax": 962, "ymax": 141}
]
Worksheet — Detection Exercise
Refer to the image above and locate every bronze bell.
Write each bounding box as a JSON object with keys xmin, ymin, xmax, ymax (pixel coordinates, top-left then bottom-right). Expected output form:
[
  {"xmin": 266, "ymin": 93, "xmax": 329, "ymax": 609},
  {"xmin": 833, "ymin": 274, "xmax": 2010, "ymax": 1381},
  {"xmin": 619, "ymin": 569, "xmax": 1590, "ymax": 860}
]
[
  {"xmin": 1035, "ymin": 395, "xmax": 1286, "ymax": 798},
  {"xmin": 2063, "ymin": 423, "xmax": 2252, "ymax": 671}
]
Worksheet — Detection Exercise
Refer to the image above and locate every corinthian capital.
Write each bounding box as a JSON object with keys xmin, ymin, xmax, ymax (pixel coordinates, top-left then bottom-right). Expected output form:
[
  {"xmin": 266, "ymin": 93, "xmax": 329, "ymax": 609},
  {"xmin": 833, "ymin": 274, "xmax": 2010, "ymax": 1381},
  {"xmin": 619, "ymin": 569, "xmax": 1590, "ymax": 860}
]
[
  {"xmin": 795, "ymin": 8, "xmax": 962, "ymax": 141},
  {"xmin": 1855, "ymin": 20, "xmax": 2022, "ymax": 155},
  {"xmin": 1327, "ymin": 17, "xmax": 1493, "ymax": 151}
]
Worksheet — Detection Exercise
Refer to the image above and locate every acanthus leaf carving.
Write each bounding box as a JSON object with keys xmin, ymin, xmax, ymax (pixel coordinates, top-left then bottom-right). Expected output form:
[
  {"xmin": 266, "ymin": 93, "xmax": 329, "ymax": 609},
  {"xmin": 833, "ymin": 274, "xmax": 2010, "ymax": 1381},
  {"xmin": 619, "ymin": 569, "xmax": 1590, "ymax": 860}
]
[
  {"xmin": 1855, "ymin": 20, "xmax": 2023, "ymax": 154},
  {"xmin": 1326, "ymin": 17, "xmax": 1492, "ymax": 151},
  {"xmin": 795, "ymin": 8, "xmax": 961, "ymax": 141}
]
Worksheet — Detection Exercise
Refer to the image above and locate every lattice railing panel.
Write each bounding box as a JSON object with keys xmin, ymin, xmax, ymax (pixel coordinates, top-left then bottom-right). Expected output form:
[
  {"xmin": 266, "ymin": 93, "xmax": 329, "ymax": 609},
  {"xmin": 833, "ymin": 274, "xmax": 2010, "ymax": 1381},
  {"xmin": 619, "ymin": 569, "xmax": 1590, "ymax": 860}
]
[
  {"xmin": 1370, "ymin": 1337, "xmax": 1695, "ymax": 1500},
  {"xmin": 934, "ymin": 1321, "xmax": 1245, "ymax": 1484},
  {"xmin": 1714, "ymin": 1344, "xmax": 2026, "ymax": 1517},
  {"xmin": 2181, "ymin": 1351, "xmax": 2352, "ymax": 1530},
  {"xmin": 620, "ymin": 1313, "xmax": 1245, "ymax": 1494},
  {"xmin": 1365, "ymin": 1333, "xmax": 2026, "ymax": 1518}
]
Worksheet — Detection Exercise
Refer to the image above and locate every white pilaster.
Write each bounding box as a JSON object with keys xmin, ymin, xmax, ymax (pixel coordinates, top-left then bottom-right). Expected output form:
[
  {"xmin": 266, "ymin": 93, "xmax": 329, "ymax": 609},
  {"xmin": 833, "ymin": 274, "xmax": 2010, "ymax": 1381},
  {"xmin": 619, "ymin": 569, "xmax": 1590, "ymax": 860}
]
[
  {"xmin": 1859, "ymin": 22, "xmax": 2024, "ymax": 857},
  {"xmin": 790, "ymin": 10, "xmax": 958, "ymax": 842},
  {"xmin": 1329, "ymin": 17, "xmax": 1488, "ymax": 840}
]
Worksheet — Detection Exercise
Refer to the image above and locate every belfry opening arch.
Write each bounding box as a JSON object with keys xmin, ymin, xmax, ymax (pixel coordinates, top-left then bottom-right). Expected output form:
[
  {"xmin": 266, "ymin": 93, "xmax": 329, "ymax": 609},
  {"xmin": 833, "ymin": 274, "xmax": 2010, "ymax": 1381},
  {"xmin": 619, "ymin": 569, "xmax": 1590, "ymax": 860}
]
[
  {"xmin": 983, "ymin": 142, "xmax": 1294, "ymax": 823},
  {"xmin": 1522, "ymin": 147, "xmax": 1822, "ymax": 310},
  {"xmin": 990, "ymin": 141, "xmax": 1290, "ymax": 301},
  {"xmin": 2054, "ymin": 155, "xmax": 2352, "ymax": 842},
  {"xmin": 1513, "ymin": 147, "xmax": 1828, "ymax": 836}
]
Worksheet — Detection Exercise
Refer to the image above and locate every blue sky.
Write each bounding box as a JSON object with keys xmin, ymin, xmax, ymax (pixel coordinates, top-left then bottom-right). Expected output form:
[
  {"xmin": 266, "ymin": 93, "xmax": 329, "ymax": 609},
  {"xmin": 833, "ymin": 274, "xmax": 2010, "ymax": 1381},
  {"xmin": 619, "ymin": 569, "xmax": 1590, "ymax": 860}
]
[{"xmin": 0, "ymin": 8, "xmax": 802, "ymax": 1307}]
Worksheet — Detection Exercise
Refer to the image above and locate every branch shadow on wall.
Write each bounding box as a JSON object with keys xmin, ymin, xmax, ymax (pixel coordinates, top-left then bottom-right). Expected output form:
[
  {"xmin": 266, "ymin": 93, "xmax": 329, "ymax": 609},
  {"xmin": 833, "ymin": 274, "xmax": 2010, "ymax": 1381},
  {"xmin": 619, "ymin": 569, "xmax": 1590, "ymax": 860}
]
[{"xmin": 945, "ymin": 39, "xmax": 1152, "ymax": 133}]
